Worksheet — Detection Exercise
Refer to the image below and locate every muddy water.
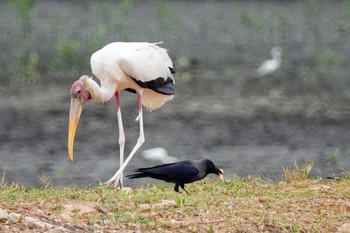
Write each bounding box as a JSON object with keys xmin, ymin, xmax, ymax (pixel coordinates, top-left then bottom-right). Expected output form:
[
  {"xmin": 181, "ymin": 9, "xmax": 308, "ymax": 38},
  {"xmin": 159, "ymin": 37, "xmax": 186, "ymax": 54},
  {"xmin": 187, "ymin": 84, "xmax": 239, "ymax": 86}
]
[{"xmin": 1, "ymin": 83, "xmax": 350, "ymax": 188}]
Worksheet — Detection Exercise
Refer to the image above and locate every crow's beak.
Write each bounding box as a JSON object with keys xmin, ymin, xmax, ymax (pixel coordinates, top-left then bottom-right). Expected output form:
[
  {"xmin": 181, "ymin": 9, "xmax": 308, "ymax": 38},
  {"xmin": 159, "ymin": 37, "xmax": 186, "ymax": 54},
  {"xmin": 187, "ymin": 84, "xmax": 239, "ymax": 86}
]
[{"xmin": 214, "ymin": 168, "xmax": 224, "ymax": 181}]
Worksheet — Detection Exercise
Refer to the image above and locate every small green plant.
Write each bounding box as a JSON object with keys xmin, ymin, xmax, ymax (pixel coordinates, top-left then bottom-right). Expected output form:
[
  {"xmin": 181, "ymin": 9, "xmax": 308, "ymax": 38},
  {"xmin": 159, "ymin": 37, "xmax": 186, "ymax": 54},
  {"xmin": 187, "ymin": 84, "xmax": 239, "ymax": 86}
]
[
  {"xmin": 329, "ymin": 148, "xmax": 341, "ymax": 165},
  {"xmin": 176, "ymin": 196, "xmax": 185, "ymax": 207},
  {"xmin": 54, "ymin": 166, "xmax": 66, "ymax": 179},
  {"xmin": 208, "ymin": 225, "xmax": 215, "ymax": 233},
  {"xmin": 312, "ymin": 47, "xmax": 339, "ymax": 68},
  {"xmin": 340, "ymin": 170, "xmax": 350, "ymax": 180}
]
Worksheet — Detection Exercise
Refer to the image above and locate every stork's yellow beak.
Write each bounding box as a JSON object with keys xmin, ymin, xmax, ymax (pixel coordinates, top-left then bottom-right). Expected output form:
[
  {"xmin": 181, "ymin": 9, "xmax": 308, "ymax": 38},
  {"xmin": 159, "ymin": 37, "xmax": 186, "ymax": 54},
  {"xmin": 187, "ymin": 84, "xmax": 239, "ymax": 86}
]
[{"xmin": 68, "ymin": 98, "xmax": 83, "ymax": 161}]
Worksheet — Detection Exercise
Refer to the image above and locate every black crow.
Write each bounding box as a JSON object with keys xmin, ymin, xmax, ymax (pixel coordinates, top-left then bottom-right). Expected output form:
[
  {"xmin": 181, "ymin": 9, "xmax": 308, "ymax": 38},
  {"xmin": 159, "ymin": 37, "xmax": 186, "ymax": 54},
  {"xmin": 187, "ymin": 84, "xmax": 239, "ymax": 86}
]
[{"xmin": 126, "ymin": 159, "xmax": 224, "ymax": 193}]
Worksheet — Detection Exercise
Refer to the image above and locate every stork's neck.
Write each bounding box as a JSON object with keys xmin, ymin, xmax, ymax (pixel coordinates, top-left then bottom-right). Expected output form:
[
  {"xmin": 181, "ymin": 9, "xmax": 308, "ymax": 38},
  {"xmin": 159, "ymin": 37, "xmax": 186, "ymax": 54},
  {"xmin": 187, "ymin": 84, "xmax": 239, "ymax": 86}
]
[
  {"xmin": 272, "ymin": 53, "xmax": 282, "ymax": 64},
  {"xmin": 79, "ymin": 75, "xmax": 116, "ymax": 103}
]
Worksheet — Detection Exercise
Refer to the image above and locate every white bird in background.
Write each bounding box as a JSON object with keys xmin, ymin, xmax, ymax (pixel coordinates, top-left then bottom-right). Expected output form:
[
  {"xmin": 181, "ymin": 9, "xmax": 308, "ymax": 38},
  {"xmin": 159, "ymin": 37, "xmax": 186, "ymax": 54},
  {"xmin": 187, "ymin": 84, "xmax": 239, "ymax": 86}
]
[
  {"xmin": 141, "ymin": 147, "xmax": 179, "ymax": 164},
  {"xmin": 68, "ymin": 42, "xmax": 175, "ymax": 188},
  {"xmin": 257, "ymin": 46, "xmax": 283, "ymax": 77}
]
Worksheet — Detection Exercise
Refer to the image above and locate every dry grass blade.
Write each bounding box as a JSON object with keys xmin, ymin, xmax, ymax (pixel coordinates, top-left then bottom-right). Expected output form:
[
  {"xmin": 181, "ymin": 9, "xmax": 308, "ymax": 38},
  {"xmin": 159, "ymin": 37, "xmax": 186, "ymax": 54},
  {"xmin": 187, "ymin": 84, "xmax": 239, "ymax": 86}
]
[
  {"xmin": 305, "ymin": 160, "xmax": 313, "ymax": 177},
  {"xmin": 39, "ymin": 170, "xmax": 52, "ymax": 188},
  {"xmin": 0, "ymin": 166, "xmax": 6, "ymax": 187},
  {"xmin": 283, "ymin": 161, "xmax": 313, "ymax": 183}
]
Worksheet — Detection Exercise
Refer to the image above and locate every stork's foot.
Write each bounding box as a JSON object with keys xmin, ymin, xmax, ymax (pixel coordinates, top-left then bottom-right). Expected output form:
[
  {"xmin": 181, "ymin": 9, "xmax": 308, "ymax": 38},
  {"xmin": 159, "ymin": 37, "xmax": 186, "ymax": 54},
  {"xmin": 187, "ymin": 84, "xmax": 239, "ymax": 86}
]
[{"xmin": 104, "ymin": 170, "xmax": 123, "ymax": 188}]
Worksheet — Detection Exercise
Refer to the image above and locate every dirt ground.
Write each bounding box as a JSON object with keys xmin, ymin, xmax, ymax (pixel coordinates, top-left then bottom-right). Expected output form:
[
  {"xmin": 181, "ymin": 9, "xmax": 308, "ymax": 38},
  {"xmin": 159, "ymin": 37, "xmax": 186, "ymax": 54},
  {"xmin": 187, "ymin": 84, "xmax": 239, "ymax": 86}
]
[{"xmin": 1, "ymin": 67, "xmax": 350, "ymax": 188}]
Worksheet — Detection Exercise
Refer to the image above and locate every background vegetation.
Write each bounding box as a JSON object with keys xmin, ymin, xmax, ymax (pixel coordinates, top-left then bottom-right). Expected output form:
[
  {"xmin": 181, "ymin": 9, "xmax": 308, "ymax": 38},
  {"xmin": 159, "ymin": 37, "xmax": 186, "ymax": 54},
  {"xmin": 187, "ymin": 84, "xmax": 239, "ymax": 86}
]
[{"xmin": 1, "ymin": 0, "xmax": 350, "ymax": 99}]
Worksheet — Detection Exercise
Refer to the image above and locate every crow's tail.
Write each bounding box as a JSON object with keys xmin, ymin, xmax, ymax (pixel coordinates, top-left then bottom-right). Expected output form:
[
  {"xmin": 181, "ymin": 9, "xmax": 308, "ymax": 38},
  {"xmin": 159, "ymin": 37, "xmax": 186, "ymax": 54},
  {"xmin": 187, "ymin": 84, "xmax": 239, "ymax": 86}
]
[{"xmin": 126, "ymin": 172, "xmax": 149, "ymax": 179}]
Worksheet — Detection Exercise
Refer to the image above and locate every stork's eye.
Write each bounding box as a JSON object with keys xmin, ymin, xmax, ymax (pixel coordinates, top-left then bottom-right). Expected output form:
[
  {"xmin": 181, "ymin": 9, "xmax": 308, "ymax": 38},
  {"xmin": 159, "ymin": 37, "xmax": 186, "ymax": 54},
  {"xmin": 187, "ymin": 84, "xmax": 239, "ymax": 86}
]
[{"xmin": 77, "ymin": 90, "xmax": 81, "ymax": 94}]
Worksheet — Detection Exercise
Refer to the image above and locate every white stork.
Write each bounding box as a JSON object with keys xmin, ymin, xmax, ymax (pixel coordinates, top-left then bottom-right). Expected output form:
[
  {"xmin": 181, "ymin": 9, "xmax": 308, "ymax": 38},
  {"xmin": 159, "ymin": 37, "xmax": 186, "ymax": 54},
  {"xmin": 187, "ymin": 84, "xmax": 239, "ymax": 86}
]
[
  {"xmin": 68, "ymin": 42, "xmax": 175, "ymax": 188},
  {"xmin": 257, "ymin": 46, "xmax": 282, "ymax": 77}
]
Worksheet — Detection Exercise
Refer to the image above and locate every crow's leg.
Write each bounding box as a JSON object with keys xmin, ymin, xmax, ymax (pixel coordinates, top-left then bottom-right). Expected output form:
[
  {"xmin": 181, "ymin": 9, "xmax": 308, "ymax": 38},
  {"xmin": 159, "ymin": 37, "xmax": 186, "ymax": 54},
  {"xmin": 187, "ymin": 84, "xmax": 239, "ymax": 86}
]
[
  {"xmin": 174, "ymin": 184, "xmax": 180, "ymax": 193},
  {"xmin": 180, "ymin": 184, "xmax": 189, "ymax": 194}
]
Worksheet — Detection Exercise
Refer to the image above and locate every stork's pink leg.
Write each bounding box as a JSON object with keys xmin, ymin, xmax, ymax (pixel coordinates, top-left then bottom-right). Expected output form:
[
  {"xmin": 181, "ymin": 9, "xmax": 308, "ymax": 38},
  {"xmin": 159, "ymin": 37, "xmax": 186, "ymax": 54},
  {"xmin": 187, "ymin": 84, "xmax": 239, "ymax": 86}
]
[
  {"xmin": 116, "ymin": 92, "xmax": 126, "ymax": 186},
  {"xmin": 105, "ymin": 92, "xmax": 125, "ymax": 187},
  {"xmin": 105, "ymin": 92, "xmax": 145, "ymax": 188}
]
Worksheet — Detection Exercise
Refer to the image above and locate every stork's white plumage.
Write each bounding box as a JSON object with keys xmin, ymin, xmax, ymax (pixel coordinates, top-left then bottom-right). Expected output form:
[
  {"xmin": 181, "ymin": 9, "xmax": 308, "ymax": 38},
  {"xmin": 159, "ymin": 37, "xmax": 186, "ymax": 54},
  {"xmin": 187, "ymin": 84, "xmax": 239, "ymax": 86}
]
[
  {"xmin": 68, "ymin": 42, "xmax": 175, "ymax": 188},
  {"xmin": 257, "ymin": 46, "xmax": 282, "ymax": 77}
]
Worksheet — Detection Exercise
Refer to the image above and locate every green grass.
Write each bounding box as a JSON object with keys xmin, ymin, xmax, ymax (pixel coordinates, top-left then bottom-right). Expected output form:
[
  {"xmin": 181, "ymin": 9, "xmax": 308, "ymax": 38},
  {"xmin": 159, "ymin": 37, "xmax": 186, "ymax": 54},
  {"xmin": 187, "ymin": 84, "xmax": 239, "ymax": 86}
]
[{"xmin": 1, "ymin": 174, "xmax": 350, "ymax": 232}]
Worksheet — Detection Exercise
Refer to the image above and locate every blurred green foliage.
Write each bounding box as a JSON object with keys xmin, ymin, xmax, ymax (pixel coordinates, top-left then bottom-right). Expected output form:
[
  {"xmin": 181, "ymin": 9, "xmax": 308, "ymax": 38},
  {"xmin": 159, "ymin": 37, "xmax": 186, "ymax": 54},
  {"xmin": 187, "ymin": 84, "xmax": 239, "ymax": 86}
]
[
  {"xmin": 111, "ymin": 0, "xmax": 134, "ymax": 41},
  {"xmin": 9, "ymin": 0, "xmax": 38, "ymax": 84},
  {"xmin": 10, "ymin": 0, "xmax": 35, "ymax": 34},
  {"xmin": 312, "ymin": 47, "xmax": 339, "ymax": 68},
  {"xmin": 51, "ymin": 40, "xmax": 81, "ymax": 71},
  {"xmin": 0, "ymin": 0, "xmax": 349, "ymax": 98}
]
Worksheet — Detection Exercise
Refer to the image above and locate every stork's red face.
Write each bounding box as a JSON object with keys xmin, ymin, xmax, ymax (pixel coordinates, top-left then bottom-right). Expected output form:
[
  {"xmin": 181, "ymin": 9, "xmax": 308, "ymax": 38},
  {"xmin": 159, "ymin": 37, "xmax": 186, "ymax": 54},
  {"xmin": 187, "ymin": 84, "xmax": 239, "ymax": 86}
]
[{"xmin": 68, "ymin": 80, "xmax": 91, "ymax": 161}]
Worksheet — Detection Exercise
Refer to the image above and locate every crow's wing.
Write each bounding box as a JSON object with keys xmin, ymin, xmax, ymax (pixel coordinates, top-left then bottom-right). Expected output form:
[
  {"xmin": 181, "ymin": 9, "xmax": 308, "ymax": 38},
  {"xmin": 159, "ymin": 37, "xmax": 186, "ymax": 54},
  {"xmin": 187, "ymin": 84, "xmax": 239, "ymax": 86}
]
[{"xmin": 129, "ymin": 161, "xmax": 199, "ymax": 183}]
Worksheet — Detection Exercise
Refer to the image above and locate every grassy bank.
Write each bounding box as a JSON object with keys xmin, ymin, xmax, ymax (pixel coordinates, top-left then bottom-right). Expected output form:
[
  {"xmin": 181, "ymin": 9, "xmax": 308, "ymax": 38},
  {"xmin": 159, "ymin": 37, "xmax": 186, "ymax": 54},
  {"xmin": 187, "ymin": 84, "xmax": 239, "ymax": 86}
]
[{"xmin": 1, "ymin": 174, "xmax": 350, "ymax": 232}]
